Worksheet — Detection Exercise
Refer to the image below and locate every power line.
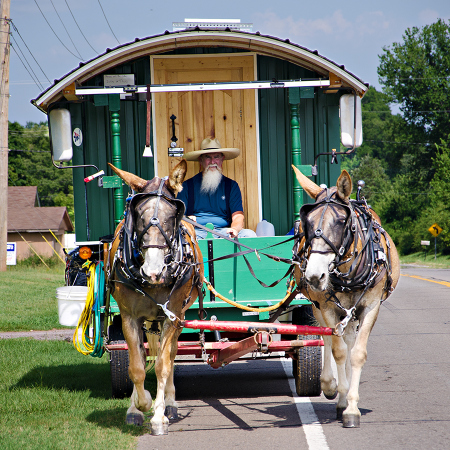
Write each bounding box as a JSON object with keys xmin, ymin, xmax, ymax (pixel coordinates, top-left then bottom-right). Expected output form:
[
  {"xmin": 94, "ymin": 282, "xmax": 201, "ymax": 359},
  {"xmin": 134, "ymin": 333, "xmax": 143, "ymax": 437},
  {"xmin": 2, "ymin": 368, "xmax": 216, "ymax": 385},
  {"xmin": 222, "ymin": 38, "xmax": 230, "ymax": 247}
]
[
  {"xmin": 365, "ymin": 139, "xmax": 432, "ymax": 145},
  {"xmin": 9, "ymin": 130, "xmax": 48, "ymax": 135},
  {"xmin": 33, "ymin": 0, "xmax": 81, "ymax": 60},
  {"xmin": 363, "ymin": 110, "xmax": 450, "ymax": 113},
  {"xmin": 10, "ymin": 35, "xmax": 44, "ymax": 91},
  {"xmin": 10, "ymin": 43, "xmax": 43, "ymax": 91},
  {"xmin": 64, "ymin": 0, "xmax": 97, "ymax": 54},
  {"xmin": 9, "ymin": 148, "xmax": 51, "ymax": 153},
  {"xmin": 97, "ymin": 0, "xmax": 120, "ymax": 45},
  {"xmin": 9, "ymin": 20, "xmax": 51, "ymax": 84},
  {"xmin": 49, "ymin": 0, "xmax": 83, "ymax": 60}
]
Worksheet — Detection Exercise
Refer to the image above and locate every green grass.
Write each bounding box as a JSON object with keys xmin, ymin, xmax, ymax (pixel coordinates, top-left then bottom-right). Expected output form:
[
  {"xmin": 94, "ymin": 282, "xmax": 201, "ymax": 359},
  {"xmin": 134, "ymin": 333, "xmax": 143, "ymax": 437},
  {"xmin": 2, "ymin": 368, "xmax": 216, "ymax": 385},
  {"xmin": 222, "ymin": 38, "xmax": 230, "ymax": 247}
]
[
  {"xmin": 0, "ymin": 265, "xmax": 66, "ymax": 331},
  {"xmin": 0, "ymin": 339, "xmax": 156, "ymax": 450},
  {"xmin": 399, "ymin": 251, "xmax": 450, "ymax": 268}
]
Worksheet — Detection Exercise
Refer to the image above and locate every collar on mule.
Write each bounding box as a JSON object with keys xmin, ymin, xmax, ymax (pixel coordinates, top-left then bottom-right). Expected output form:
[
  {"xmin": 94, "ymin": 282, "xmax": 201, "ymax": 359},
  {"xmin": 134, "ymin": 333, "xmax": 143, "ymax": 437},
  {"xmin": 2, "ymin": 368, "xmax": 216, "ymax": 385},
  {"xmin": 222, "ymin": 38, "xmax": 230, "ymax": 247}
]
[{"xmin": 298, "ymin": 192, "xmax": 394, "ymax": 329}]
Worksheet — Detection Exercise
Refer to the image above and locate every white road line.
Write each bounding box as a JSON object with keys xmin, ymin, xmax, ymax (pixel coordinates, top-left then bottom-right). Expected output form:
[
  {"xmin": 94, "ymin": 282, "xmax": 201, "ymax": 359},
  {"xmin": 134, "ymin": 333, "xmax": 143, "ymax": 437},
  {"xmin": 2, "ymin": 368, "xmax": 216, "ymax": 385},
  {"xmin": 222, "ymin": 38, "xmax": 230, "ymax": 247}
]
[{"xmin": 281, "ymin": 359, "xmax": 330, "ymax": 450}]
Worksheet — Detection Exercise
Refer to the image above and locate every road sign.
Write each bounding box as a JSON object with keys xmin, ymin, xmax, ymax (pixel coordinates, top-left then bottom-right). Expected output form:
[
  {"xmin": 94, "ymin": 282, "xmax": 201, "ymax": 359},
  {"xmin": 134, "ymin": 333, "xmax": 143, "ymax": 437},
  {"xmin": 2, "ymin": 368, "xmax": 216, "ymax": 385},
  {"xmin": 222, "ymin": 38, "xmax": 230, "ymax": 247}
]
[
  {"xmin": 7, "ymin": 242, "xmax": 16, "ymax": 265},
  {"xmin": 428, "ymin": 223, "xmax": 443, "ymax": 237}
]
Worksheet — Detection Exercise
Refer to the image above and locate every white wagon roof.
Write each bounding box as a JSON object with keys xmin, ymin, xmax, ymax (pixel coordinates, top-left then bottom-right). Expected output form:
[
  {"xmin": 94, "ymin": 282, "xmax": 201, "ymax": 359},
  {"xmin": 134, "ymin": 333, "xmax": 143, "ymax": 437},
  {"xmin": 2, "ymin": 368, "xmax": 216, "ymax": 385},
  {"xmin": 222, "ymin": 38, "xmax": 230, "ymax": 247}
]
[{"xmin": 32, "ymin": 28, "xmax": 368, "ymax": 112}]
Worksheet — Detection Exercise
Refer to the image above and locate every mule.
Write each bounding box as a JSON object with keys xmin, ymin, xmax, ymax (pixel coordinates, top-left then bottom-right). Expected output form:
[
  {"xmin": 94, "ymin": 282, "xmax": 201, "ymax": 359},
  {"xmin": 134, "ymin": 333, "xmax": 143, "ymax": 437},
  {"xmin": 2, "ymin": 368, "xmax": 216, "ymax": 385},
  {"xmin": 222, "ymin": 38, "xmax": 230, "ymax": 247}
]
[
  {"xmin": 106, "ymin": 160, "xmax": 203, "ymax": 435},
  {"xmin": 292, "ymin": 167, "xmax": 400, "ymax": 428}
]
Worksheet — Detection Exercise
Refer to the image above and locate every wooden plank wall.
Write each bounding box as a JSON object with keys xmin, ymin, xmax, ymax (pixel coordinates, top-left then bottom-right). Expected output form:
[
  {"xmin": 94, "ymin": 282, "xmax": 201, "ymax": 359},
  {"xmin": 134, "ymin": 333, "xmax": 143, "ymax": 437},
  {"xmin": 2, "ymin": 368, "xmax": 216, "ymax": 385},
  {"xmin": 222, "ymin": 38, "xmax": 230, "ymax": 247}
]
[{"xmin": 152, "ymin": 54, "xmax": 260, "ymax": 231}]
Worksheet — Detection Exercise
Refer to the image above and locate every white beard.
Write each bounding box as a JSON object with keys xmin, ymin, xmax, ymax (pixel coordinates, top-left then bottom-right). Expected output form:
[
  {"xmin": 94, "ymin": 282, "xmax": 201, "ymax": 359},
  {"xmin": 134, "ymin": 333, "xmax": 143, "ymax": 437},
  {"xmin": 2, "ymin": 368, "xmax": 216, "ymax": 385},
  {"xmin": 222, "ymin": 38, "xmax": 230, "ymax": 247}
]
[{"xmin": 200, "ymin": 165, "xmax": 223, "ymax": 194}]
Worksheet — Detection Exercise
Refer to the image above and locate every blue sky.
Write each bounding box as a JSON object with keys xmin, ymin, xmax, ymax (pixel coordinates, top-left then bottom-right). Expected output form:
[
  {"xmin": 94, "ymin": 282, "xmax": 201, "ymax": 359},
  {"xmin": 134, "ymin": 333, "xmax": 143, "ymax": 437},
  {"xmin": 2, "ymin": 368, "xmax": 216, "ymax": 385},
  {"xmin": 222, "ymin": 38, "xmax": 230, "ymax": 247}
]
[{"xmin": 7, "ymin": 0, "xmax": 450, "ymax": 124}]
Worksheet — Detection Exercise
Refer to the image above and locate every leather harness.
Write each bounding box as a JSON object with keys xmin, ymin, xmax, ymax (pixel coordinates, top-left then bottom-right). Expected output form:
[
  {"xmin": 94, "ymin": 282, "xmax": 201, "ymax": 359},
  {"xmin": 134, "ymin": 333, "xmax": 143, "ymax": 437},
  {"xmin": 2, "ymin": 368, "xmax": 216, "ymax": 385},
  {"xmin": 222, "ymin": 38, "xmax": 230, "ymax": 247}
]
[
  {"xmin": 107, "ymin": 177, "xmax": 203, "ymax": 323},
  {"xmin": 296, "ymin": 188, "xmax": 394, "ymax": 322}
]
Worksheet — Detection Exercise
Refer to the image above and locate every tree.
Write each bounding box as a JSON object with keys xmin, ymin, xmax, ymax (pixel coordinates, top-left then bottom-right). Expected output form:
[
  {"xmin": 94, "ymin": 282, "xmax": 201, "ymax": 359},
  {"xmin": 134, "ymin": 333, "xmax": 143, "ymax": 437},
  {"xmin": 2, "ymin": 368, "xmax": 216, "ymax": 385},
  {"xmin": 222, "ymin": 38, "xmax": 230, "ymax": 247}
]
[
  {"xmin": 359, "ymin": 87, "xmax": 411, "ymax": 178},
  {"xmin": 8, "ymin": 121, "xmax": 74, "ymax": 222},
  {"xmin": 350, "ymin": 155, "xmax": 390, "ymax": 207},
  {"xmin": 427, "ymin": 139, "xmax": 450, "ymax": 253},
  {"xmin": 378, "ymin": 19, "xmax": 450, "ymax": 180}
]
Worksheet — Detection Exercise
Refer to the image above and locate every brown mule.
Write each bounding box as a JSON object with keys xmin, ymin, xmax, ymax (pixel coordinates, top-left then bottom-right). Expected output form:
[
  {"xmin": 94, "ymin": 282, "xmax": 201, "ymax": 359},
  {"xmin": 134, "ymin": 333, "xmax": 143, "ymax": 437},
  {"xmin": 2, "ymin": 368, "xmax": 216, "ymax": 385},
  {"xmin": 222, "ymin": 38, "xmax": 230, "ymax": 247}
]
[
  {"xmin": 292, "ymin": 166, "xmax": 400, "ymax": 428},
  {"xmin": 106, "ymin": 160, "xmax": 203, "ymax": 435}
]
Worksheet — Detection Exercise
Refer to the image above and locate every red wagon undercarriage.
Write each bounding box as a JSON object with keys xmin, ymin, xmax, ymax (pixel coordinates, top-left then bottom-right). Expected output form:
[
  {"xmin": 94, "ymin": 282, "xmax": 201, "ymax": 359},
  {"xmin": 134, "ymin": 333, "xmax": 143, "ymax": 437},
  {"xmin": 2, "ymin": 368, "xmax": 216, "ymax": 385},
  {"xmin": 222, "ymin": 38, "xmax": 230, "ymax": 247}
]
[{"xmin": 105, "ymin": 319, "xmax": 334, "ymax": 369}]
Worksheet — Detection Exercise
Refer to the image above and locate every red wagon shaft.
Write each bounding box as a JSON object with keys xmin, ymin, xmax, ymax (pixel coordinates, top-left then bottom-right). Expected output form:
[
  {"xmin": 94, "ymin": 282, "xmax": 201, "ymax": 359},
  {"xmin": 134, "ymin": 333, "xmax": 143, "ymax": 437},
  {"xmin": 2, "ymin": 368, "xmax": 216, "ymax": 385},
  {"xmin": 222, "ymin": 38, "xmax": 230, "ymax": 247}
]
[
  {"xmin": 179, "ymin": 319, "xmax": 333, "ymax": 368},
  {"xmin": 181, "ymin": 319, "xmax": 334, "ymax": 336}
]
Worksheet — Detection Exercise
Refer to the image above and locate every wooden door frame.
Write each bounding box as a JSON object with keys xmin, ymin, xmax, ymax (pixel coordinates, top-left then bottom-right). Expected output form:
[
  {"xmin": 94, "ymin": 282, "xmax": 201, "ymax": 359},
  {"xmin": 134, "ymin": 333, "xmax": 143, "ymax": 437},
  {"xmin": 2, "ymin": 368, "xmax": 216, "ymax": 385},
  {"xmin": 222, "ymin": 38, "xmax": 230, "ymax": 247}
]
[{"xmin": 150, "ymin": 52, "xmax": 262, "ymax": 224}]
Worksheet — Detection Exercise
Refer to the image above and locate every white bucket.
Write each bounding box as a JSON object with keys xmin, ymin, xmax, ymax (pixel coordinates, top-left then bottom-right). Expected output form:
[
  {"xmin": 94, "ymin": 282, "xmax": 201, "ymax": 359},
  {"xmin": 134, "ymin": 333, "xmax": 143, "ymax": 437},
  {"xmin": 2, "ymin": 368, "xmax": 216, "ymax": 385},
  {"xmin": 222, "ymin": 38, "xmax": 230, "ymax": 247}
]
[{"xmin": 56, "ymin": 286, "xmax": 88, "ymax": 327}]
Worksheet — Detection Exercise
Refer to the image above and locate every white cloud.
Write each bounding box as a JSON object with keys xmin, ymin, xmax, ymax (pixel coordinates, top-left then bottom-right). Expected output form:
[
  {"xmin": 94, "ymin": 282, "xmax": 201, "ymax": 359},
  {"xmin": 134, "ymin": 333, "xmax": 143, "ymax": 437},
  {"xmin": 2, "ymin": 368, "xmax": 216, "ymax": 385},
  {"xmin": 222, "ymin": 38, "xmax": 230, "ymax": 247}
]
[
  {"xmin": 417, "ymin": 9, "xmax": 440, "ymax": 25},
  {"xmin": 252, "ymin": 9, "xmax": 393, "ymax": 43}
]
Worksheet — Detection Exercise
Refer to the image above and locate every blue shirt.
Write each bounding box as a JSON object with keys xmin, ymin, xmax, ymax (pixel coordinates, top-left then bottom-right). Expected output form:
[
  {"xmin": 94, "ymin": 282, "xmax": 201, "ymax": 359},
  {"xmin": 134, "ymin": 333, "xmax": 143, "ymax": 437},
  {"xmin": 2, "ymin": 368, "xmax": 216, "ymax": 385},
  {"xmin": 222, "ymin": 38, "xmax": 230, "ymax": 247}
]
[{"xmin": 177, "ymin": 173, "xmax": 243, "ymax": 228}]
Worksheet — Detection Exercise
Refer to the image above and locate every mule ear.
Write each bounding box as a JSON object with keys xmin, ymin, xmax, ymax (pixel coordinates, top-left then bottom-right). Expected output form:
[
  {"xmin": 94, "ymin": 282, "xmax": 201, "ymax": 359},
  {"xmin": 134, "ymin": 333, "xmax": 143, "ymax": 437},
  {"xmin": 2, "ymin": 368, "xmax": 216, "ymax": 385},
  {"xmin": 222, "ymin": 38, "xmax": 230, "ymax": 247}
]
[
  {"xmin": 336, "ymin": 170, "xmax": 352, "ymax": 203},
  {"xmin": 167, "ymin": 159, "xmax": 187, "ymax": 194},
  {"xmin": 292, "ymin": 165, "xmax": 322, "ymax": 199},
  {"xmin": 108, "ymin": 163, "xmax": 148, "ymax": 192}
]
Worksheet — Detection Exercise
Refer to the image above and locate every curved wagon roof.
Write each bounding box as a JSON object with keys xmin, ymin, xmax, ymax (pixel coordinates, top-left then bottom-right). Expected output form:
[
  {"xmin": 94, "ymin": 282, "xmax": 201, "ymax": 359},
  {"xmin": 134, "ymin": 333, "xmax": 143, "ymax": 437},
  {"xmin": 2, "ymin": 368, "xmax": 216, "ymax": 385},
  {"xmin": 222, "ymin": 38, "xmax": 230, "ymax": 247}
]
[{"xmin": 32, "ymin": 28, "xmax": 368, "ymax": 112}]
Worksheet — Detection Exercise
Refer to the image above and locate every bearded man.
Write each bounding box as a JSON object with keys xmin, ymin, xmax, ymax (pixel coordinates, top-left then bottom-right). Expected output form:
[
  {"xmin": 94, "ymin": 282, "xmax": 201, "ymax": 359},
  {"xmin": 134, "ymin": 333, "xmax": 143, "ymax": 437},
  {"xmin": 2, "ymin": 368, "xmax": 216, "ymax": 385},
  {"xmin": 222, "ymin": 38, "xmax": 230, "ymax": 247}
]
[{"xmin": 177, "ymin": 138, "xmax": 257, "ymax": 239}]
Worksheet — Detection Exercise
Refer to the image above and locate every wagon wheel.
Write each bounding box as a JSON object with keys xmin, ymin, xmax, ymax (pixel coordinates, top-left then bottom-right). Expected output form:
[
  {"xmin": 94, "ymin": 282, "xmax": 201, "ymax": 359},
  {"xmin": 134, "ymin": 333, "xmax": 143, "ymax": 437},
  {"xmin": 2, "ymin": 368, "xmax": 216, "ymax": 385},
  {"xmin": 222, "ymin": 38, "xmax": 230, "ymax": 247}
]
[
  {"xmin": 294, "ymin": 335, "xmax": 322, "ymax": 397},
  {"xmin": 110, "ymin": 343, "xmax": 134, "ymax": 399},
  {"xmin": 108, "ymin": 315, "xmax": 133, "ymax": 399},
  {"xmin": 291, "ymin": 306, "xmax": 322, "ymax": 397}
]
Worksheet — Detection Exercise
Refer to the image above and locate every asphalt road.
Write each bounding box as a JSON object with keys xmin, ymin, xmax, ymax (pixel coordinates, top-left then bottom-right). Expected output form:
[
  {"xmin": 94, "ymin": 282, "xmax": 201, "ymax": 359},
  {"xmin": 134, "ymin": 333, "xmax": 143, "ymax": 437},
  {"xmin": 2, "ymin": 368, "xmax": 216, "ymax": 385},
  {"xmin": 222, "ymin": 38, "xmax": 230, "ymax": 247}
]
[{"xmin": 138, "ymin": 266, "xmax": 450, "ymax": 450}]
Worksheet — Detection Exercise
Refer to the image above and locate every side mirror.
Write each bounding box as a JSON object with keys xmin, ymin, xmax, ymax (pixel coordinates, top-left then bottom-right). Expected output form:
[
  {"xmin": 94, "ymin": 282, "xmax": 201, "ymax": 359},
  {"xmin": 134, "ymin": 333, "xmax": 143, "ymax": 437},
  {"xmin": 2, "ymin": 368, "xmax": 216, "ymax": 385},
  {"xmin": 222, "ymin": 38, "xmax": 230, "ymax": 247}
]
[
  {"xmin": 49, "ymin": 109, "xmax": 73, "ymax": 161},
  {"xmin": 340, "ymin": 94, "xmax": 363, "ymax": 149}
]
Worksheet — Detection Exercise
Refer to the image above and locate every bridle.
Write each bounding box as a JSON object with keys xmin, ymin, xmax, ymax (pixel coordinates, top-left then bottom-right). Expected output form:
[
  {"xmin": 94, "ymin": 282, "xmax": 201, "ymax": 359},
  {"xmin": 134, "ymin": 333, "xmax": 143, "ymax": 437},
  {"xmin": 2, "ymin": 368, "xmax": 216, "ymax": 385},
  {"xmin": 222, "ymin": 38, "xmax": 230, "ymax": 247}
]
[
  {"xmin": 109, "ymin": 176, "xmax": 201, "ymax": 322},
  {"xmin": 116, "ymin": 177, "xmax": 192, "ymax": 288},
  {"xmin": 130, "ymin": 177, "xmax": 185, "ymax": 263},
  {"xmin": 299, "ymin": 188, "xmax": 357, "ymax": 271},
  {"xmin": 297, "ymin": 188, "xmax": 394, "ymax": 333}
]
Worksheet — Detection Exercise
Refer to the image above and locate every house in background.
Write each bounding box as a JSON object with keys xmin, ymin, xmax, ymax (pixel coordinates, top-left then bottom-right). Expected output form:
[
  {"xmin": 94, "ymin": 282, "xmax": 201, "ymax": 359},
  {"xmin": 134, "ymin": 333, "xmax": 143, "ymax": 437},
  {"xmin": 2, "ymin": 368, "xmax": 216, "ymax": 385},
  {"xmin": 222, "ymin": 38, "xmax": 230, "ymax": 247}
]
[{"xmin": 7, "ymin": 186, "xmax": 74, "ymax": 260}]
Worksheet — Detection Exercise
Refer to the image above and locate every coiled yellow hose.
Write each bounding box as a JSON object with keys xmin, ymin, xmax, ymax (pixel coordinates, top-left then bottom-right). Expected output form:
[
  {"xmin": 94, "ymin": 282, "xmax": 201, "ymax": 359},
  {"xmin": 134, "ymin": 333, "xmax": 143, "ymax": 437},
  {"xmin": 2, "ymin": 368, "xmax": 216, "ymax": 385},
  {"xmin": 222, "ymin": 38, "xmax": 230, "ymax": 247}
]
[{"xmin": 73, "ymin": 262, "xmax": 98, "ymax": 355}]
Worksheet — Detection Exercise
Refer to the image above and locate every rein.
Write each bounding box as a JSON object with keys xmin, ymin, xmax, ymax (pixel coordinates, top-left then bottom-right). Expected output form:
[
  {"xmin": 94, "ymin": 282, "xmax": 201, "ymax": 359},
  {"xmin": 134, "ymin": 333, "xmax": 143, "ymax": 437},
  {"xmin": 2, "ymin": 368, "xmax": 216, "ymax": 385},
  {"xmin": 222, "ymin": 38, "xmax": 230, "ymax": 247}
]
[
  {"xmin": 109, "ymin": 178, "xmax": 202, "ymax": 323},
  {"xmin": 298, "ymin": 191, "xmax": 394, "ymax": 327},
  {"xmin": 181, "ymin": 216, "xmax": 302, "ymax": 288}
]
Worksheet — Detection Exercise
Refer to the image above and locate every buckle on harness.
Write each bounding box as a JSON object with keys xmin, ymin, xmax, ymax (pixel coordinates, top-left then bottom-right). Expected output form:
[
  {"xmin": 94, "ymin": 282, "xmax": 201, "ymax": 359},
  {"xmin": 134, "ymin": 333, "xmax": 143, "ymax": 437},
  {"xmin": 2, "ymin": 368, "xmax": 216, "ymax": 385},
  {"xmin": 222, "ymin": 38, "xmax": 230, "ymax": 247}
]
[
  {"xmin": 335, "ymin": 306, "xmax": 355, "ymax": 336},
  {"xmin": 161, "ymin": 301, "xmax": 177, "ymax": 322}
]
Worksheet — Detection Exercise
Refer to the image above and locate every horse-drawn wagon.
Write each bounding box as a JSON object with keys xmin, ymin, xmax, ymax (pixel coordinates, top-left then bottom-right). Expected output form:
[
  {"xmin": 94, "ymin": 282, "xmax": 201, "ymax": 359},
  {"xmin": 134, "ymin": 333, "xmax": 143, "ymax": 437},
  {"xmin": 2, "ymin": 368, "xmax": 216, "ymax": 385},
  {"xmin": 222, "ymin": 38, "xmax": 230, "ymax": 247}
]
[{"xmin": 34, "ymin": 24, "xmax": 398, "ymax": 434}]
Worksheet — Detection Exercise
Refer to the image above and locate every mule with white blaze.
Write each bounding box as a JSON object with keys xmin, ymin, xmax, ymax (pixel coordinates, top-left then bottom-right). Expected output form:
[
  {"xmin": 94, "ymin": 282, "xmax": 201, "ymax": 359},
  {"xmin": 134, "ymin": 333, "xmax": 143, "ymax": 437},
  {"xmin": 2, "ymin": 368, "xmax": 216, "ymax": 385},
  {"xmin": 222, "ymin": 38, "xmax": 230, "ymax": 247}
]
[
  {"xmin": 292, "ymin": 167, "xmax": 400, "ymax": 428},
  {"xmin": 106, "ymin": 160, "xmax": 203, "ymax": 435}
]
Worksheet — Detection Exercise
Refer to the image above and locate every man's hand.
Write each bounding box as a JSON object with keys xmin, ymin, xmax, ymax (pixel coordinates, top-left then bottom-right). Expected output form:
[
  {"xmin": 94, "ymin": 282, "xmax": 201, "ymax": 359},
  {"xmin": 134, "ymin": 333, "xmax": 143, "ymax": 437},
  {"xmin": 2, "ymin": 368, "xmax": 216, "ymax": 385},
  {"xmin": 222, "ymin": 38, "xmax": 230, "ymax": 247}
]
[
  {"xmin": 187, "ymin": 215, "xmax": 197, "ymax": 222},
  {"xmin": 229, "ymin": 211, "xmax": 244, "ymax": 238}
]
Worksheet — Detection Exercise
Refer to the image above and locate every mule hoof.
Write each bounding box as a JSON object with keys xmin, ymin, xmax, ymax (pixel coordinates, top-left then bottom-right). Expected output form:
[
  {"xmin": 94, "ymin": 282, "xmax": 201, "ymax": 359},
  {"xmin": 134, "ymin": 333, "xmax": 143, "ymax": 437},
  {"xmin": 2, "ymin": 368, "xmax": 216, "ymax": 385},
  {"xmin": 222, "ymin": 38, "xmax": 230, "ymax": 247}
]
[
  {"xmin": 336, "ymin": 407, "xmax": 346, "ymax": 421},
  {"xmin": 165, "ymin": 406, "xmax": 178, "ymax": 421},
  {"xmin": 151, "ymin": 423, "xmax": 169, "ymax": 436},
  {"xmin": 126, "ymin": 413, "xmax": 144, "ymax": 426},
  {"xmin": 342, "ymin": 414, "xmax": 360, "ymax": 428},
  {"xmin": 324, "ymin": 389, "xmax": 338, "ymax": 400}
]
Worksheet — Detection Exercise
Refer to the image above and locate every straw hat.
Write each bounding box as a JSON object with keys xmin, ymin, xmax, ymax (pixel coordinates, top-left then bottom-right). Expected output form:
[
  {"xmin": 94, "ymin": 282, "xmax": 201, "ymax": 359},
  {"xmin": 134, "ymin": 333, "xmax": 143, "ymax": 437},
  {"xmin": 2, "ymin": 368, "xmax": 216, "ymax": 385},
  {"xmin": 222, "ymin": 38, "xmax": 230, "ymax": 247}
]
[{"xmin": 184, "ymin": 138, "xmax": 240, "ymax": 161}]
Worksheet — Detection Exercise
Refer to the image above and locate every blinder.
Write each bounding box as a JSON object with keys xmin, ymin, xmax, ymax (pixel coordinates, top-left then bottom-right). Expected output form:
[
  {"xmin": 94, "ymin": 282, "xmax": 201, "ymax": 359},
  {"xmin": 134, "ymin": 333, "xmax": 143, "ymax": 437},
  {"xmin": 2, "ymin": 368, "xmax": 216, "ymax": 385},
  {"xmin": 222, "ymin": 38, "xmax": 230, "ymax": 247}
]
[
  {"xmin": 299, "ymin": 189, "xmax": 356, "ymax": 263},
  {"xmin": 129, "ymin": 179, "xmax": 186, "ymax": 249},
  {"xmin": 122, "ymin": 177, "xmax": 186, "ymax": 281}
]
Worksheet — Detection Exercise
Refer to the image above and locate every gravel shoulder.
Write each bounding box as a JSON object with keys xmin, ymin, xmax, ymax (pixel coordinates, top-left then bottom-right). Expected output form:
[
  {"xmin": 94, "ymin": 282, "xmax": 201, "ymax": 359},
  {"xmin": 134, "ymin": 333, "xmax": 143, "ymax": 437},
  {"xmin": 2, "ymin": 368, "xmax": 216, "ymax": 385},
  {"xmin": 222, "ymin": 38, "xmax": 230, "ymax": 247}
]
[{"xmin": 0, "ymin": 328, "xmax": 75, "ymax": 341}]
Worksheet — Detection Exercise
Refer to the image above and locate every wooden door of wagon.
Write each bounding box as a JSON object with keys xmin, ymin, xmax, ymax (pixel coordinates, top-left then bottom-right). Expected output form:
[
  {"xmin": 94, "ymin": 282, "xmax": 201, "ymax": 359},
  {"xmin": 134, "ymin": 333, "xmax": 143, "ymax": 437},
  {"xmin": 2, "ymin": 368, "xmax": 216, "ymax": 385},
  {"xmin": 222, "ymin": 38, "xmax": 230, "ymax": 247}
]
[{"xmin": 151, "ymin": 54, "xmax": 260, "ymax": 231}]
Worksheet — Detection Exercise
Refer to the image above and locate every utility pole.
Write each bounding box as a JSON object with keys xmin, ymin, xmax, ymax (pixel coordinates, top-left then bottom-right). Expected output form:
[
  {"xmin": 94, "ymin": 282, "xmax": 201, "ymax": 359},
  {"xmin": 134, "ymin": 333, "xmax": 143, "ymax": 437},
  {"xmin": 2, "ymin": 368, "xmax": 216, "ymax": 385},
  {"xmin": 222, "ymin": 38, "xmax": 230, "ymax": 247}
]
[{"xmin": 0, "ymin": 0, "xmax": 11, "ymax": 271}]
